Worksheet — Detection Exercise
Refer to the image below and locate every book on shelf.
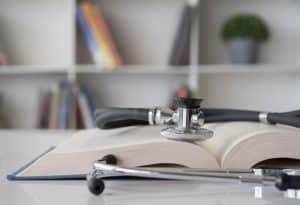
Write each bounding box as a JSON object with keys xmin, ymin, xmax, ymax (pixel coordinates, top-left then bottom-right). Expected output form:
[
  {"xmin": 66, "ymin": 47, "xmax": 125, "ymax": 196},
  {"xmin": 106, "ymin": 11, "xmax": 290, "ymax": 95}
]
[
  {"xmin": 68, "ymin": 84, "xmax": 78, "ymax": 129},
  {"xmin": 37, "ymin": 90, "xmax": 52, "ymax": 129},
  {"xmin": 0, "ymin": 94, "xmax": 8, "ymax": 128},
  {"xmin": 59, "ymin": 81, "xmax": 79, "ymax": 129},
  {"xmin": 48, "ymin": 84, "xmax": 61, "ymax": 129},
  {"xmin": 76, "ymin": 5, "xmax": 105, "ymax": 66},
  {"xmin": 168, "ymin": 0, "xmax": 198, "ymax": 66},
  {"xmin": 77, "ymin": 87, "xmax": 96, "ymax": 129},
  {"xmin": 0, "ymin": 51, "xmax": 7, "ymax": 65},
  {"xmin": 37, "ymin": 81, "xmax": 96, "ymax": 130},
  {"xmin": 9, "ymin": 122, "xmax": 300, "ymax": 179},
  {"xmin": 77, "ymin": 0, "xmax": 124, "ymax": 68}
]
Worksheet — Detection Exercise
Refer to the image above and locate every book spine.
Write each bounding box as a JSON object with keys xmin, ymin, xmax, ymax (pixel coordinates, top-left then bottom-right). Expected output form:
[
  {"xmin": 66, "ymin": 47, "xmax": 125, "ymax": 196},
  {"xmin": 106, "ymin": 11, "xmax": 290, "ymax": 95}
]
[
  {"xmin": 168, "ymin": 5, "xmax": 192, "ymax": 65},
  {"xmin": 59, "ymin": 81, "xmax": 70, "ymax": 129},
  {"xmin": 58, "ymin": 82, "xmax": 66, "ymax": 129},
  {"xmin": 76, "ymin": 5, "xmax": 105, "ymax": 66},
  {"xmin": 68, "ymin": 83, "xmax": 78, "ymax": 129},
  {"xmin": 78, "ymin": 89, "xmax": 94, "ymax": 128},
  {"xmin": 81, "ymin": 87, "xmax": 96, "ymax": 127},
  {"xmin": 48, "ymin": 85, "xmax": 61, "ymax": 129},
  {"xmin": 37, "ymin": 90, "xmax": 51, "ymax": 129},
  {"xmin": 75, "ymin": 93, "xmax": 85, "ymax": 129},
  {"xmin": 80, "ymin": 1, "xmax": 118, "ymax": 68},
  {"xmin": 90, "ymin": 2, "xmax": 124, "ymax": 67}
]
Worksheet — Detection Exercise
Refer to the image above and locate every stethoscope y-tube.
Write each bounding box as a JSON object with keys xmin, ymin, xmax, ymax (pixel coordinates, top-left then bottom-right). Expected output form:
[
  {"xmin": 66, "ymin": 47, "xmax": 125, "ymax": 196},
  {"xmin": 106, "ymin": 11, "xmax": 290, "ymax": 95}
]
[{"xmin": 87, "ymin": 159, "xmax": 300, "ymax": 196}]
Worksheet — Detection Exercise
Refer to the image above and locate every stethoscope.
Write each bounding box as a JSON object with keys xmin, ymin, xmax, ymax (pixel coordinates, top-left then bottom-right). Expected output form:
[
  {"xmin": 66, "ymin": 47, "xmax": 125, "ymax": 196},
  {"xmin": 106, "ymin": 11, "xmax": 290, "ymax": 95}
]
[
  {"xmin": 95, "ymin": 97, "xmax": 300, "ymax": 142},
  {"xmin": 87, "ymin": 98, "xmax": 300, "ymax": 195},
  {"xmin": 87, "ymin": 161, "xmax": 300, "ymax": 196}
]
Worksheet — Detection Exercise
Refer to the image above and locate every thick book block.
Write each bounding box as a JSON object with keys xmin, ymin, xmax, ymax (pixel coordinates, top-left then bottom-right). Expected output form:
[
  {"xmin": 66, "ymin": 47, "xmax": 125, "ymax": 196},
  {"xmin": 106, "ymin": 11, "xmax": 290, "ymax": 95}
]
[{"xmin": 8, "ymin": 122, "xmax": 300, "ymax": 180}]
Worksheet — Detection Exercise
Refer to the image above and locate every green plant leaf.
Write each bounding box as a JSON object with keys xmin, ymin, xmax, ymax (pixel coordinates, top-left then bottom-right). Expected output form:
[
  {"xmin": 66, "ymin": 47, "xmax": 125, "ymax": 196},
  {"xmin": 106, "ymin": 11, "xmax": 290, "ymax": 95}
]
[{"xmin": 221, "ymin": 14, "xmax": 270, "ymax": 42}]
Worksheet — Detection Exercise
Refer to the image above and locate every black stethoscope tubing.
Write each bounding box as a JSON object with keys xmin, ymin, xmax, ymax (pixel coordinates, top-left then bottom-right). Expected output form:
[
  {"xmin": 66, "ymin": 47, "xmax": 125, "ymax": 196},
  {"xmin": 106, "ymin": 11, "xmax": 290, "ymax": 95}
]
[{"xmin": 95, "ymin": 108, "xmax": 300, "ymax": 129}]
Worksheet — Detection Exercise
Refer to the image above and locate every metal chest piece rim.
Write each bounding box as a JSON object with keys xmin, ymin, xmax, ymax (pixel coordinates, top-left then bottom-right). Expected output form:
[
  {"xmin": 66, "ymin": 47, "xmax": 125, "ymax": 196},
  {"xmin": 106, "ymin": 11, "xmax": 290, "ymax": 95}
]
[{"xmin": 161, "ymin": 126, "xmax": 213, "ymax": 142}]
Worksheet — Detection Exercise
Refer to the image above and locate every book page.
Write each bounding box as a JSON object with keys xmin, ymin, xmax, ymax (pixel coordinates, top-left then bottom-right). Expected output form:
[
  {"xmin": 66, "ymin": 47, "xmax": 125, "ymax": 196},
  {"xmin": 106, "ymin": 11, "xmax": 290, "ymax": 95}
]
[
  {"xmin": 18, "ymin": 126, "xmax": 219, "ymax": 177},
  {"xmin": 199, "ymin": 122, "xmax": 300, "ymax": 168}
]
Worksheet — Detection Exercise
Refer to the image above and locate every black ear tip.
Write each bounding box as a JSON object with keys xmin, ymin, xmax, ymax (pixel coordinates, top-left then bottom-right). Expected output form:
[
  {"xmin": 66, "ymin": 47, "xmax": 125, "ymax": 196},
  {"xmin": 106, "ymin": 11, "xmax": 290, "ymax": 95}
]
[
  {"xmin": 103, "ymin": 154, "xmax": 118, "ymax": 165},
  {"xmin": 275, "ymin": 173, "xmax": 288, "ymax": 191},
  {"xmin": 88, "ymin": 176, "xmax": 105, "ymax": 195}
]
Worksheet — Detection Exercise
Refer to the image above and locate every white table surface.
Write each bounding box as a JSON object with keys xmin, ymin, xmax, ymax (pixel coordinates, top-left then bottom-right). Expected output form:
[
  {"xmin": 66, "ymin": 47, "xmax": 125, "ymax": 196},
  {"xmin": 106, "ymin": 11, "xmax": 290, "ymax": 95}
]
[{"xmin": 1, "ymin": 130, "xmax": 300, "ymax": 205}]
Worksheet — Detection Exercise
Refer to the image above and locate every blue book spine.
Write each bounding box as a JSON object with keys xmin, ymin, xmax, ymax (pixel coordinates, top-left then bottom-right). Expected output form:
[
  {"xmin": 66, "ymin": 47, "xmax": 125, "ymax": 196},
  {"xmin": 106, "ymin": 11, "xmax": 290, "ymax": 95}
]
[
  {"xmin": 76, "ymin": 5, "xmax": 104, "ymax": 65},
  {"xmin": 59, "ymin": 81, "xmax": 70, "ymax": 129}
]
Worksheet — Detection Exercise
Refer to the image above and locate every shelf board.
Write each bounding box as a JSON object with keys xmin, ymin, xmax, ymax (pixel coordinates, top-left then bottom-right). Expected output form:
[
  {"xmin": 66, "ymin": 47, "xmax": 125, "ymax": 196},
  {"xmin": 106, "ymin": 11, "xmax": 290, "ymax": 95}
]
[
  {"xmin": 75, "ymin": 65, "xmax": 190, "ymax": 75},
  {"xmin": 196, "ymin": 64, "xmax": 300, "ymax": 74},
  {"xmin": 0, "ymin": 65, "xmax": 69, "ymax": 75},
  {"xmin": 77, "ymin": 64, "xmax": 300, "ymax": 75},
  {"xmin": 0, "ymin": 64, "xmax": 299, "ymax": 76}
]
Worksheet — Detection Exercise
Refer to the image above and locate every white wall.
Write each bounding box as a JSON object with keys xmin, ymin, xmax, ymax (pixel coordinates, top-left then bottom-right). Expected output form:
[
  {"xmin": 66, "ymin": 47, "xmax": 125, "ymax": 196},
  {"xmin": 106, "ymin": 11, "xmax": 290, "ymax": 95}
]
[
  {"xmin": 198, "ymin": 71, "xmax": 300, "ymax": 112},
  {"xmin": 0, "ymin": 0, "xmax": 74, "ymax": 66},
  {"xmin": 78, "ymin": 73, "xmax": 188, "ymax": 107}
]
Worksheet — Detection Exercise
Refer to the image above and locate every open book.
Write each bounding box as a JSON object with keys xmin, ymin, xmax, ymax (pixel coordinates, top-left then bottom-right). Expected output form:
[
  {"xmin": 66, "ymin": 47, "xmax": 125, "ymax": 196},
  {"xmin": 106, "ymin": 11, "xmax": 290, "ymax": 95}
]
[{"xmin": 8, "ymin": 122, "xmax": 300, "ymax": 180}]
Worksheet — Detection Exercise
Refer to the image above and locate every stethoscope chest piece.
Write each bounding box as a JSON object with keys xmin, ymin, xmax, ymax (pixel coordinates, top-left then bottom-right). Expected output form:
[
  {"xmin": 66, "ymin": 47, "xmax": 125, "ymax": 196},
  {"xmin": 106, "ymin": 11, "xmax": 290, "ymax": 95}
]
[
  {"xmin": 160, "ymin": 98, "xmax": 213, "ymax": 142},
  {"xmin": 161, "ymin": 127, "xmax": 213, "ymax": 142}
]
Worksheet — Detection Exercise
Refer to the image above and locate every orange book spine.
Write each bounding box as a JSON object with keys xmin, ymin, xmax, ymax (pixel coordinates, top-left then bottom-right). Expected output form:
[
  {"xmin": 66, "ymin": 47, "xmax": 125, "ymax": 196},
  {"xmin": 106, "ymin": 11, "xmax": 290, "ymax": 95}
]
[
  {"xmin": 90, "ymin": 3, "xmax": 124, "ymax": 66},
  {"xmin": 81, "ymin": 1, "xmax": 115, "ymax": 68}
]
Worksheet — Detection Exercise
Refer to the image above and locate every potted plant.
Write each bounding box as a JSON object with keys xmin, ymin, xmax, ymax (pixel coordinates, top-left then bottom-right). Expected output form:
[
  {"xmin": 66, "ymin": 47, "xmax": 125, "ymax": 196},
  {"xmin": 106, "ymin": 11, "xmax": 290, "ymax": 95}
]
[{"xmin": 221, "ymin": 14, "xmax": 270, "ymax": 64}]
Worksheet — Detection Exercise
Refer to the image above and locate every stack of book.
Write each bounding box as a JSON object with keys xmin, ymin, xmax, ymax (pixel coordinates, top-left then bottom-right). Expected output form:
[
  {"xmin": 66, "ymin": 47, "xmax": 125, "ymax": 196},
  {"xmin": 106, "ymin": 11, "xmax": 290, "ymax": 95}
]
[
  {"xmin": 77, "ymin": 0, "xmax": 124, "ymax": 69},
  {"xmin": 37, "ymin": 81, "xmax": 96, "ymax": 129}
]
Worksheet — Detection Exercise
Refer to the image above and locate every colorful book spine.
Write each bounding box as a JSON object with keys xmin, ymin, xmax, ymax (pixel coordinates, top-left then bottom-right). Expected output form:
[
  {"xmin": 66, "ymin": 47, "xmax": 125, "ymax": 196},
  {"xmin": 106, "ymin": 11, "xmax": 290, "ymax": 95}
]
[
  {"xmin": 76, "ymin": 5, "xmax": 105, "ymax": 66},
  {"xmin": 80, "ymin": 1, "xmax": 114, "ymax": 68},
  {"xmin": 90, "ymin": 2, "xmax": 124, "ymax": 67},
  {"xmin": 80, "ymin": 1, "xmax": 124, "ymax": 68}
]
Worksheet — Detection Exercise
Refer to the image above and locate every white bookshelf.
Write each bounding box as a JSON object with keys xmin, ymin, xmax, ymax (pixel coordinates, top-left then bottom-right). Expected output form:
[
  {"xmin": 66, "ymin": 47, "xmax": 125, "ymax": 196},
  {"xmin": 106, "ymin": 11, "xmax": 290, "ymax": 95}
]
[{"xmin": 0, "ymin": 0, "xmax": 298, "ymax": 129}]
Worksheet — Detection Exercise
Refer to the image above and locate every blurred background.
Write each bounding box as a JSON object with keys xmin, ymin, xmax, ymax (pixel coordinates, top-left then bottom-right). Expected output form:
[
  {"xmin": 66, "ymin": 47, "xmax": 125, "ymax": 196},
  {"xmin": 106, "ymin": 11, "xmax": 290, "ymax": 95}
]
[{"xmin": 0, "ymin": 0, "xmax": 299, "ymax": 130}]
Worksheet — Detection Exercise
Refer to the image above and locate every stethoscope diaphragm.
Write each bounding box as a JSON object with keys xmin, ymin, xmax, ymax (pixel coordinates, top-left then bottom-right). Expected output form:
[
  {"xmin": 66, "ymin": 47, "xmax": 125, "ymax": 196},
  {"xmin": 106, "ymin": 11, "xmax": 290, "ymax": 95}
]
[{"xmin": 160, "ymin": 126, "xmax": 213, "ymax": 142}]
